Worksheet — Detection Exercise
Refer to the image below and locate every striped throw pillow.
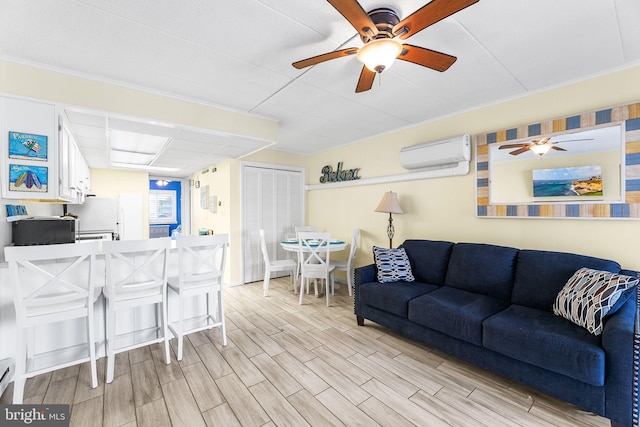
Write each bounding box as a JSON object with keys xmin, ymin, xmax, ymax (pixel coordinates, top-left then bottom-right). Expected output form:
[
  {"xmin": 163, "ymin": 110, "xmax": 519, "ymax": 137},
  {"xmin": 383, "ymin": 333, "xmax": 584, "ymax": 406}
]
[
  {"xmin": 553, "ymin": 267, "xmax": 638, "ymax": 335},
  {"xmin": 373, "ymin": 246, "xmax": 415, "ymax": 283}
]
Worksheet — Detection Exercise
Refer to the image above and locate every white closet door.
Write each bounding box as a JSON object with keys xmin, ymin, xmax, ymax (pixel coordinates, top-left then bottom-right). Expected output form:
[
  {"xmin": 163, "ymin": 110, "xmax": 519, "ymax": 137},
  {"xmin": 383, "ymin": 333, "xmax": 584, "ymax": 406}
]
[{"xmin": 243, "ymin": 165, "xmax": 303, "ymax": 284}]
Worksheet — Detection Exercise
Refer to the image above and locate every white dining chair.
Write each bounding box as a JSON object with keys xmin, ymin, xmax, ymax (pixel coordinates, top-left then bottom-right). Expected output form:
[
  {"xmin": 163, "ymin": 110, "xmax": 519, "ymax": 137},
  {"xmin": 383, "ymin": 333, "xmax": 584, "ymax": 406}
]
[
  {"xmin": 297, "ymin": 232, "xmax": 335, "ymax": 306},
  {"xmin": 294, "ymin": 226, "xmax": 319, "ymax": 285},
  {"xmin": 330, "ymin": 228, "xmax": 359, "ymax": 296},
  {"xmin": 260, "ymin": 230, "xmax": 297, "ymax": 296},
  {"xmin": 4, "ymin": 241, "xmax": 101, "ymax": 404},
  {"xmin": 102, "ymin": 237, "xmax": 171, "ymax": 383},
  {"xmin": 167, "ymin": 234, "xmax": 228, "ymax": 361}
]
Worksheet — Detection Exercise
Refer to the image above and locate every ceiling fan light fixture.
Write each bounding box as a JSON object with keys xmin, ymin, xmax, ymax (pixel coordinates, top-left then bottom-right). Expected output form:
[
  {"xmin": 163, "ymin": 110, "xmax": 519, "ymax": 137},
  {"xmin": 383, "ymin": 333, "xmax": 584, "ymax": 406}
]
[
  {"xmin": 357, "ymin": 38, "xmax": 402, "ymax": 73},
  {"xmin": 530, "ymin": 144, "xmax": 552, "ymax": 156}
]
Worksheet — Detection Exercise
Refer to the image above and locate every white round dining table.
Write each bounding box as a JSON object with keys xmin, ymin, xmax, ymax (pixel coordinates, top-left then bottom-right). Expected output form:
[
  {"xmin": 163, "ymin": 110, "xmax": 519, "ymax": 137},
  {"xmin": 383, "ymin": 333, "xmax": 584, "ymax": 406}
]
[{"xmin": 280, "ymin": 239, "xmax": 347, "ymax": 253}]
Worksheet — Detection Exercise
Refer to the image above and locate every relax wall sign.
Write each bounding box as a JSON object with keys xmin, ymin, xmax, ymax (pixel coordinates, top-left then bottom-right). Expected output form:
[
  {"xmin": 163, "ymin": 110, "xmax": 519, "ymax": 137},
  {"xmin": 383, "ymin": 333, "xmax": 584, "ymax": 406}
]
[{"xmin": 319, "ymin": 162, "xmax": 361, "ymax": 184}]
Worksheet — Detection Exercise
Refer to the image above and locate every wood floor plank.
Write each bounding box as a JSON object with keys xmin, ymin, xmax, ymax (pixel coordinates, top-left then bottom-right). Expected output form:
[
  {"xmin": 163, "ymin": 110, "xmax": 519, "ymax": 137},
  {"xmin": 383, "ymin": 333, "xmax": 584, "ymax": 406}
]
[
  {"xmin": 305, "ymin": 357, "xmax": 370, "ymax": 406},
  {"xmin": 182, "ymin": 362, "xmax": 225, "ymax": 412},
  {"xmin": 220, "ymin": 346, "xmax": 266, "ymax": 387},
  {"xmin": 161, "ymin": 377, "xmax": 206, "ymax": 427},
  {"xmin": 193, "ymin": 342, "xmax": 233, "ymax": 379},
  {"xmin": 136, "ymin": 398, "xmax": 171, "ymax": 427},
  {"xmin": 433, "ymin": 386, "xmax": 529, "ymax": 427},
  {"xmin": 315, "ymin": 387, "xmax": 380, "ymax": 426},
  {"xmin": 368, "ymin": 351, "xmax": 444, "ymax": 395},
  {"xmin": 51, "ymin": 364, "xmax": 80, "ymax": 382},
  {"xmin": 24, "ymin": 371, "xmax": 52, "ymax": 398},
  {"xmin": 169, "ymin": 337, "xmax": 201, "ymax": 367},
  {"xmin": 103, "ymin": 373, "xmax": 135, "ymax": 427},
  {"xmin": 42, "ymin": 376, "xmax": 77, "ymax": 405},
  {"xmin": 250, "ymin": 352, "xmax": 302, "ymax": 397},
  {"xmin": 347, "ymin": 353, "xmax": 418, "ymax": 398},
  {"xmin": 149, "ymin": 344, "xmax": 184, "ymax": 385},
  {"xmin": 273, "ymin": 351, "xmax": 330, "ymax": 396},
  {"xmin": 227, "ymin": 329, "xmax": 263, "ymax": 358},
  {"xmin": 358, "ymin": 396, "xmax": 416, "ymax": 427},
  {"xmin": 74, "ymin": 359, "xmax": 105, "ymax": 404},
  {"xmin": 313, "ymin": 345, "xmax": 371, "ymax": 386},
  {"xmin": 130, "ymin": 359, "xmax": 162, "ymax": 407},
  {"xmin": 361, "ymin": 378, "xmax": 450, "ymax": 427},
  {"xmin": 70, "ymin": 395, "xmax": 104, "ymax": 427},
  {"xmin": 202, "ymin": 403, "xmax": 241, "ymax": 427},
  {"xmin": 128, "ymin": 345, "xmax": 153, "ymax": 365},
  {"xmin": 249, "ymin": 380, "xmax": 311, "ymax": 426},
  {"xmin": 270, "ymin": 331, "xmax": 316, "ymax": 363},
  {"xmin": 287, "ymin": 389, "xmax": 345, "ymax": 427},
  {"xmin": 215, "ymin": 373, "xmax": 270, "ymax": 427},
  {"xmin": 244, "ymin": 327, "xmax": 284, "ymax": 356}
]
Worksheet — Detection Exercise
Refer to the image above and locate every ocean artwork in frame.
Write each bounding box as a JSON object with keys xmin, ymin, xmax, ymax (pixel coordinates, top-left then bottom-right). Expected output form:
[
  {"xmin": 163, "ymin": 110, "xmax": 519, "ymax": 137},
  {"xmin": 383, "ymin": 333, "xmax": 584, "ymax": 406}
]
[
  {"xmin": 8, "ymin": 131, "xmax": 48, "ymax": 161},
  {"xmin": 532, "ymin": 165, "xmax": 603, "ymax": 198},
  {"xmin": 9, "ymin": 164, "xmax": 48, "ymax": 193}
]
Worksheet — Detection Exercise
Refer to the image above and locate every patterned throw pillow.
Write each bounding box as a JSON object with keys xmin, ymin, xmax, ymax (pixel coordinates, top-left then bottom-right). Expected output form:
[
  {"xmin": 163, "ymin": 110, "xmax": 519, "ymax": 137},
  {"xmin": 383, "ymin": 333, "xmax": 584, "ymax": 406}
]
[
  {"xmin": 373, "ymin": 246, "xmax": 415, "ymax": 283},
  {"xmin": 553, "ymin": 267, "xmax": 638, "ymax": 335}
]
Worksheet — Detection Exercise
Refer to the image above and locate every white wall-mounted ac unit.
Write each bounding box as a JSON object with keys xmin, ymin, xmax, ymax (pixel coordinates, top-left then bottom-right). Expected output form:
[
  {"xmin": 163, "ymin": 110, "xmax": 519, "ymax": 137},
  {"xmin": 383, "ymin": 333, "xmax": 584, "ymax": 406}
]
[{"xmin": 400, "ymin": 134, "xmax": 471, "ymax": 171}]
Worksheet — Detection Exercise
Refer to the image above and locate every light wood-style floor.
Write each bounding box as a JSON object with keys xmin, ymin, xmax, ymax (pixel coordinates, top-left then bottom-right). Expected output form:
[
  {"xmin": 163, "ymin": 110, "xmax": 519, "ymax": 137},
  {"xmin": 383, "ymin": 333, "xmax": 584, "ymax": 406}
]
[{"xmin": 1, "ymin": 277, "xmax": 611, "ymax": 427}]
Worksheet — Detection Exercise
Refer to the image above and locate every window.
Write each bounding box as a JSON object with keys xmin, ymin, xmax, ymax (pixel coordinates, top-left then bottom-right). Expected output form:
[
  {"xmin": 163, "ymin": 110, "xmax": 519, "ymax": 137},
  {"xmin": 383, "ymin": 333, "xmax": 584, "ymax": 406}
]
[{"xmin": 149, "ymin": 189, "xmax": 177, "ymax": 224}]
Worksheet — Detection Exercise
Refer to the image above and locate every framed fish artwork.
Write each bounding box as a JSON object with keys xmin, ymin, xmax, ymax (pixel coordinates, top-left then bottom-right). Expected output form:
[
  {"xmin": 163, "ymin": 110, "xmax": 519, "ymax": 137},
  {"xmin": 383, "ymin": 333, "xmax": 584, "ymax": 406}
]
[
  {"xmin": 8, "ymin": 131, "xmax": 48, "ymax": 161},
  {"xmin": 9, "ymin": 164, "xmax": 48, "ymax": 193}
]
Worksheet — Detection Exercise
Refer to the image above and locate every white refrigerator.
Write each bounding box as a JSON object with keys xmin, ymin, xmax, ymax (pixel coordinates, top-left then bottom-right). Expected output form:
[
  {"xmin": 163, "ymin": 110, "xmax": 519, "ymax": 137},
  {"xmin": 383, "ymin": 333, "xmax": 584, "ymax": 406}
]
[{"xmin": 69, "ymin": 193, "xmax": 143, "ymax": 240}]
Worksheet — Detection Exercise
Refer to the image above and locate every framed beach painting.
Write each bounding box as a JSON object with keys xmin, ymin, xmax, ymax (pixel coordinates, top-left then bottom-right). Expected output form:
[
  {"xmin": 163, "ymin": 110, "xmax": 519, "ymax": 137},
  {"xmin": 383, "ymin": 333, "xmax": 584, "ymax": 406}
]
[
  {"xmin": 8, "ymin": 164, "xmax": 48, "ymax": 193},
  {"xmin": 8, "ymin": 131, "xmax": 48, "ymax": 161}
]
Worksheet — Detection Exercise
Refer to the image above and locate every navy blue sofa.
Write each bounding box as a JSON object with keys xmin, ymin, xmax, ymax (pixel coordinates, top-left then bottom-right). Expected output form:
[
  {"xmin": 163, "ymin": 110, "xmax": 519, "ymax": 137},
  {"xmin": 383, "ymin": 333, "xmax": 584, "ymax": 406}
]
[{"xmin": 354, "ymin": 240, "xmax": 638, "ymax": 427}]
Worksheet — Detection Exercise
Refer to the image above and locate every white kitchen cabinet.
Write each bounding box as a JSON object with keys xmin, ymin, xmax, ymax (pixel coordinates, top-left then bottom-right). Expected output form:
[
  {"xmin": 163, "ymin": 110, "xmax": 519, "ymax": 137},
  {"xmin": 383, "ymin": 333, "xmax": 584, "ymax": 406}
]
[
  {"xmin": 0, "ymin": 96, "xmax": 58, "ymax": 200},
  {"xmin": 0, "ymin": 96, "xmax": 89, "ymax": 202}
]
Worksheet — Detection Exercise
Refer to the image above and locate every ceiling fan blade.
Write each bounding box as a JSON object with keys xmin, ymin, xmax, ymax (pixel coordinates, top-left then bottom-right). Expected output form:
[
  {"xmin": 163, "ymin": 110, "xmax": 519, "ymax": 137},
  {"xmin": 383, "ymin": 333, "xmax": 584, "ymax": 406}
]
[
  {"xmin": 551, "ymin": 146, "xmax": 567, "ymax": 151},
  {"xmin": 292, "ymin": 47, "xmax": 358, "ymax": 69},
  {"xmin": 327, "ymin": 0, "xmax": 378, "ymax": 38},
  {"xmin": 393, "ymin": 0, "xmax": 479, "ymax": 39},
  {"xmin": 355, "ymin": 66, "xmax": 376, "ymax": 93},
  {"xmin": 398, "ymin": 44, "xmax": 456, "ymax": 72},
  {"xmin": 510, "ymin": 146, "xmax": 531, "ymax": 156},
  {"xmin": 498, "ymin": 143, "xmax": 528, "ymax": 150},
  {"xmin": 549, "ymin": 138, "xmax": 594, "ymax": 144}
]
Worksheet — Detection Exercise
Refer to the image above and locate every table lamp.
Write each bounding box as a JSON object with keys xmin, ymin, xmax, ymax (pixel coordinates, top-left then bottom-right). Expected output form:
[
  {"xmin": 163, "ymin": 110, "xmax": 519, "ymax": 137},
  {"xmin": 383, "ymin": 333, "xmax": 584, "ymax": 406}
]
[{"xmin": 375, "ymin": 191, "xmax": 403, "ymax": 248}]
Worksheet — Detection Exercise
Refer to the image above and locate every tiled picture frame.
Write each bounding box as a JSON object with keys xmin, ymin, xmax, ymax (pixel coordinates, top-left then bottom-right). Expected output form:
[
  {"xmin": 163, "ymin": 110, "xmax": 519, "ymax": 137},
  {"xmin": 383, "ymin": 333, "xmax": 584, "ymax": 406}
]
[{"xmin": 476, "ymin": 102, "xmax": 640, "ymax": 219}]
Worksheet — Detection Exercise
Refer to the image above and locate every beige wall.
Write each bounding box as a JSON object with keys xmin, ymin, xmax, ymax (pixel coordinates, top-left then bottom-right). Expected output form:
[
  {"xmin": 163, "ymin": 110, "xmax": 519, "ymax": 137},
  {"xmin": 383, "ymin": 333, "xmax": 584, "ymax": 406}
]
[{"xmin": 306, "ymin": 65, "xmax": 640, "ymax": 271}]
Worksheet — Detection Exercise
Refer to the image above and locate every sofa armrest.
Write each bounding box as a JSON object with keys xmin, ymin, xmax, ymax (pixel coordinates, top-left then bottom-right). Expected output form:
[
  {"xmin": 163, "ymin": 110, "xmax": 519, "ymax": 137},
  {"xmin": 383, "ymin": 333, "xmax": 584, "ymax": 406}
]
[
  {"xmin": 354, "ymin": 264, "xmax": 377, "ymax": 320},
  {"xmin": 602, "ymin": 295, "xmax": 637, "ymax": 426}
]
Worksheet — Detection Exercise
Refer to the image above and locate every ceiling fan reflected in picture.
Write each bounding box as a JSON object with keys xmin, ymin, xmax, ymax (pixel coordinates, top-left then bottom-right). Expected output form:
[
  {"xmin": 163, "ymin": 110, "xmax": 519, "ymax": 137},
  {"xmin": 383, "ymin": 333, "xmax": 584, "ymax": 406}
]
[
  {"xmin": 292, "ymin": 0, "xmax": 480, "ymax": 93},
  {"xmin": 498, "ymin": 137, "xmax": 594, "ymax": 157}
]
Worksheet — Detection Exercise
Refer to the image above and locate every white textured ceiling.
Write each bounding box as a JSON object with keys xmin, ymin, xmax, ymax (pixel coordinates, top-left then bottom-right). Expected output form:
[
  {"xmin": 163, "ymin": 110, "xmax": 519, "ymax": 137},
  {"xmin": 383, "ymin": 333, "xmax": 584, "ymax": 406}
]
[{"xmin": 1, "ymin": 0, "xmax": 639, "ymax": 177}]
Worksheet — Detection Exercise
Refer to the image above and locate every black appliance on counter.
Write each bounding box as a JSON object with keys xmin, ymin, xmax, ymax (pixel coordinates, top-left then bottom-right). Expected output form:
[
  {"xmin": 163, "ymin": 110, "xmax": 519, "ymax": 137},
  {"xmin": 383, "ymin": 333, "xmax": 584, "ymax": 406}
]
[{"xmin": 12, "ymin": 217, "xmax": 76, "ymax": 246}]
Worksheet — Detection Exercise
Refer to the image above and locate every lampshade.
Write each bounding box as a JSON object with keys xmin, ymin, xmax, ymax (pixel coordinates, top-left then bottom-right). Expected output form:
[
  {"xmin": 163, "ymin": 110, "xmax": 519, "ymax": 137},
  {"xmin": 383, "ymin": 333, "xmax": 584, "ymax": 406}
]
[
  {"xmin": 530, "ymin": 144, "xmax": 552, "ymax": 156},
  {"xmin": 357, "ymin": 38, "xmax": 403, "ymax": 73},
  {"xmin": 375, "ymin": 191, "xmax": 403, "ymax": 214}
]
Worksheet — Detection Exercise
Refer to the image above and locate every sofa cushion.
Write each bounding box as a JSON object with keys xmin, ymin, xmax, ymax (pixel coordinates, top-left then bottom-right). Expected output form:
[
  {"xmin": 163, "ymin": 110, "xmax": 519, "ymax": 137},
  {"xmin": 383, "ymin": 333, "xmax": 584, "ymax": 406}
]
[
  {"xmin": 408, "ymin": 287, "xmax": 508, "ymax": 346},
  {"xmin": 444, "ymin": 243, "xmax": 518, "ymax": 301},
  {"xmin": 359, "ymin": 280, "xmax": 437, "ymax": 318},
  {"xmin": 483, "ymin": 305, "xmax": 605, "ymax": 386},
  {"xmin": 511, "ymin": 250, "xmax": 621, "ymax": 311},
  {"xmin": 400, "ymin": 240, "xmax": 454, "ymax": 285},
  {"xmin": 373, "ymin": 246, "xmax": 415, "ymax": 283},
  {"xmin": 553, "ymin": 268, "xmax": 638, "ymax": 335}
]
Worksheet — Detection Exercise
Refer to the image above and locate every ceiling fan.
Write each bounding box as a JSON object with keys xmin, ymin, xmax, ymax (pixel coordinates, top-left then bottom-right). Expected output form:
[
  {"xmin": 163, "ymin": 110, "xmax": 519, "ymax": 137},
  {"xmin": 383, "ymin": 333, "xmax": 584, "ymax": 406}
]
[
  {"xmin": 292, "ymin": 0, "xmax": 480, "ymax": 93},
  {"xmin": 498, "ymin": 137, "xmax": 594, "ymax": 156}
]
